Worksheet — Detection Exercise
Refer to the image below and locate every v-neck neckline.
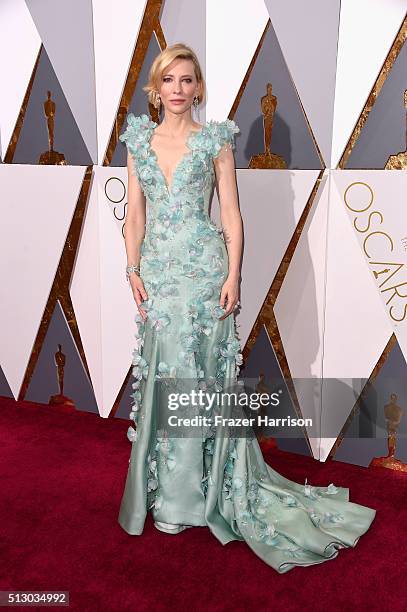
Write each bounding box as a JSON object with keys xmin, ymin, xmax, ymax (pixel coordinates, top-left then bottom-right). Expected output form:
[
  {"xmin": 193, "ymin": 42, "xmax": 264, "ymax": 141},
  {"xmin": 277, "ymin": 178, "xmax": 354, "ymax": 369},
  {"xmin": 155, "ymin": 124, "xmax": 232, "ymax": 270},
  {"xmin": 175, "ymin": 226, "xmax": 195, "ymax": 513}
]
[{"xmin": 148, "ymin": 122, "xmax": 205, "ymax": 196}]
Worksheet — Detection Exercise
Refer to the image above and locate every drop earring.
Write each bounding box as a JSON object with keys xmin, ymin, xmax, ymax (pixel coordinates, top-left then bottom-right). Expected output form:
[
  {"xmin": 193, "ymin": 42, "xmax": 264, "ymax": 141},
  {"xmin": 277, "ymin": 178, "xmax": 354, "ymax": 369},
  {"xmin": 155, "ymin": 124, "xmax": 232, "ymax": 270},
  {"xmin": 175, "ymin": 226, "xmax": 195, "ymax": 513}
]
[{"xmin": 152, "ymin": 90, "xmax": 161, "ymax": 111}]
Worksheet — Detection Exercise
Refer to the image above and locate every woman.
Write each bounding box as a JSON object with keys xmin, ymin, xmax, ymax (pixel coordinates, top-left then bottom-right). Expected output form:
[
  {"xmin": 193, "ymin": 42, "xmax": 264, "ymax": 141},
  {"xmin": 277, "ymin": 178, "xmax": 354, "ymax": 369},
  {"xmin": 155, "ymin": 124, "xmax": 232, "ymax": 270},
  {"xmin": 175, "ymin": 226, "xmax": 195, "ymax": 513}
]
[{"xmin": 118, "ymin": 43, "xmax": 376, "ymax": 573}]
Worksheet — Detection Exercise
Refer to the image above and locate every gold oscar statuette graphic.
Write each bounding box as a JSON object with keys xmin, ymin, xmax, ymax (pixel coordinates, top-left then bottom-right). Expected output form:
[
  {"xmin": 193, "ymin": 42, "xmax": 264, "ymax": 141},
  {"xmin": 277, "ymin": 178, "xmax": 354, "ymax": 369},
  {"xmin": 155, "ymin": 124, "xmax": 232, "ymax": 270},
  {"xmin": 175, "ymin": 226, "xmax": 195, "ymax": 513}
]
[
  {"xmin": 370, "ymin": 392, "xmax": 407, "ymax": 472},
  {"xmin": 256, "ymin": 372, "xmax": 270, "ymax": 395},
  {"xmin": 249, "ymin": 83, "xmax": 287, "ymax": 169},
  {"xmin": 49, "ymin": 344, "xmax": 75, "ymax": 407},
  {"xmin": 255, "ymin": 373, "xmax": 278, "ymax": 452},
  {"xmin": 39, "ymin": 91, "xmax": 66, "ymax": 165},
  {"xmin": 385, "ymin": 89, "xmax": 407, "ymax": 169}
]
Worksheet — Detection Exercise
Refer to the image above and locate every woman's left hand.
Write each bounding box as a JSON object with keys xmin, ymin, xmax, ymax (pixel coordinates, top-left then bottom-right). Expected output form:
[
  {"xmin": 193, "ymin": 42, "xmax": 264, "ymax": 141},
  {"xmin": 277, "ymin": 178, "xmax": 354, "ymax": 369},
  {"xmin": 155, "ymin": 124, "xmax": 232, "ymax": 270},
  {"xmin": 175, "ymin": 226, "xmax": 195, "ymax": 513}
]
[{"xmin": 219, "ymin": 274, "xmax": 240, "ymax": 319}]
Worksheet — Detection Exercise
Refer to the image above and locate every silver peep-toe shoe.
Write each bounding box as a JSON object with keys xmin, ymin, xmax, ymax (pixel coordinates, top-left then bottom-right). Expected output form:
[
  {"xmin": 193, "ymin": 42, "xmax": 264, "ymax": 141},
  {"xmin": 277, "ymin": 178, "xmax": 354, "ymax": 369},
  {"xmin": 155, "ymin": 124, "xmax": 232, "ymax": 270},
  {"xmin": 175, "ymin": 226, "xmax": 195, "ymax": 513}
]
[{"xmin": 154, "ymin": 521, "xmax": 193, "ymax": 534}]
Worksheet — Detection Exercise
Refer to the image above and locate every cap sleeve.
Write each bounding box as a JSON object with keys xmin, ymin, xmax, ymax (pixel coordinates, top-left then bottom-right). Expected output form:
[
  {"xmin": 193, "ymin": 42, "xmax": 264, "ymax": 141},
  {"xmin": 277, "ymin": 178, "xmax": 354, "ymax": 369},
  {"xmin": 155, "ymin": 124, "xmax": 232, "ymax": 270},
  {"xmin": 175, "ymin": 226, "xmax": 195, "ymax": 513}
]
[
  {"xmin": 119, "ymin": 112, "xmax": 156, "ymax": 149},
  {"xmin": 119, "ymin": 112, "xmax": 156, "ymax": 174},
  {"xmin": 209, "ymin": 118, "xmax": 240, "ymax": 158},
  {"xmin": 119, "ymin": 112, "xmax": 136, "ymax": 148}
]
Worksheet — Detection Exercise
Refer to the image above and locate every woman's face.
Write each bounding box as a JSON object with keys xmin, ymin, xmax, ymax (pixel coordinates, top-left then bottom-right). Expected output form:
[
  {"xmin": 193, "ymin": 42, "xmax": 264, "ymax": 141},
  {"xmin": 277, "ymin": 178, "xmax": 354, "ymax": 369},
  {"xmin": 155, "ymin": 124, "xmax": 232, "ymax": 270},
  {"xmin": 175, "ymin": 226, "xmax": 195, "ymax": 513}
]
[{"xmin": 158, "ymin": 58, "xmax": 201, "ymax": 115}]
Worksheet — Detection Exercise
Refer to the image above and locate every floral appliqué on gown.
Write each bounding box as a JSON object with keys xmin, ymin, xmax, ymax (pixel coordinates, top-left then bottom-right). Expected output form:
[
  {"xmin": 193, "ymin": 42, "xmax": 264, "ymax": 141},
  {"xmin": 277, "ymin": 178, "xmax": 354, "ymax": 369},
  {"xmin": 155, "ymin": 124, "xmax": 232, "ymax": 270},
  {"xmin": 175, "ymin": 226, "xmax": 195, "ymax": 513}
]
[{"xmin": 117, "ymin": 112, "xmax": 376, "ymax": 573}]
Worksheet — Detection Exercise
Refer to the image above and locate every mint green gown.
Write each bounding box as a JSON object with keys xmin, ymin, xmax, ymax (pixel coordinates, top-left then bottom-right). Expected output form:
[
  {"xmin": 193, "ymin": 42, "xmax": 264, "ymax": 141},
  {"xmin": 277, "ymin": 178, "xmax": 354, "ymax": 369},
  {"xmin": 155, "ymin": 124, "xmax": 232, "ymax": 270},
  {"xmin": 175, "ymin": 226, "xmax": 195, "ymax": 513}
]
[{"xmin": 117, "ymin": 112, "xmax": 376, "ymax": 573}]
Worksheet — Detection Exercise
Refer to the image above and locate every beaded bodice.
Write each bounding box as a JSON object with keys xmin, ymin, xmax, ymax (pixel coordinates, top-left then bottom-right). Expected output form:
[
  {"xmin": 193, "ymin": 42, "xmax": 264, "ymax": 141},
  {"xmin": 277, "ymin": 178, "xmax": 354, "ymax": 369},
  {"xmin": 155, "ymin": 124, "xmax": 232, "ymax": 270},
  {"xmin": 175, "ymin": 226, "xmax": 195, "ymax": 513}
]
[{"xmin": 119, "ymin": 112, "xmax": 239, "ymax": 255}]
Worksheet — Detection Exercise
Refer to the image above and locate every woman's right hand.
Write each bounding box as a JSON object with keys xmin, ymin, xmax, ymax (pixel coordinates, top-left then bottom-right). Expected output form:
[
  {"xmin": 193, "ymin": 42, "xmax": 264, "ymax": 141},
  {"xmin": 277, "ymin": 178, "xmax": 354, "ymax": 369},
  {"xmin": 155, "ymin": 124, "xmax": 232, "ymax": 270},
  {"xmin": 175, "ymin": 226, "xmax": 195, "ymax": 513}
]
[{"xmin": 130, "ymin": 274, "xmax": 148, "ymax": 321}]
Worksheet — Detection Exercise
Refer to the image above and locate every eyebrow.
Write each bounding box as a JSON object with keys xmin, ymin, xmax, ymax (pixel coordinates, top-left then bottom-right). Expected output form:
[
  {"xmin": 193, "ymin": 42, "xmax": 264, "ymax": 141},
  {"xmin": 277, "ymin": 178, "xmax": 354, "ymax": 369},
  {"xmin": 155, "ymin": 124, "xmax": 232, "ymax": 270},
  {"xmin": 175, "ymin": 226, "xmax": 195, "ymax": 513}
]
[{"xmin": 162, "ymin": 73, "xmax": 193, "ymax": 77}]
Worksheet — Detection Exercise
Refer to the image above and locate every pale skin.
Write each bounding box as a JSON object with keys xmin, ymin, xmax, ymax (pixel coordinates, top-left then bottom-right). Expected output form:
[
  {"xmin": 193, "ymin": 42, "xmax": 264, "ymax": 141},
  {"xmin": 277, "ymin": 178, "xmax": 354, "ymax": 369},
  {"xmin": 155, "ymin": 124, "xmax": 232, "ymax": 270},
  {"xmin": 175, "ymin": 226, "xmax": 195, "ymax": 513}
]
[{"xmin": 124, "ymin": 57, "xmax": 243, "ymax": 321}]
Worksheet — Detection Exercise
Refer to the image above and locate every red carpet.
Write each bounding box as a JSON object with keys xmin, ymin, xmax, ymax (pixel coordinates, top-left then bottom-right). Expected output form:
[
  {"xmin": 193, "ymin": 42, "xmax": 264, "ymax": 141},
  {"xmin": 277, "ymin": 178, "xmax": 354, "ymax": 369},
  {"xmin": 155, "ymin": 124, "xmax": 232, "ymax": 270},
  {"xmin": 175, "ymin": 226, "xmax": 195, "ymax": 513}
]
[{"xmin": 1, "ymin": 397, "xmax": 406, "ymax": 611}]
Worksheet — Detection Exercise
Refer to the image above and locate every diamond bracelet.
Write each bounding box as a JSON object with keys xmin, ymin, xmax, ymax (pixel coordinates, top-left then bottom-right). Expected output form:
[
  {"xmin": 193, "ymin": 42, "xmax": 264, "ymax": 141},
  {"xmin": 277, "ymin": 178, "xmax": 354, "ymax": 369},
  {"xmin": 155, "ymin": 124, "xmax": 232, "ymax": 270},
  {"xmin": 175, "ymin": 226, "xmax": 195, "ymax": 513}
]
[{"xmin": 126, "ymin": 264, "xmax": 140, "ymax": 282}]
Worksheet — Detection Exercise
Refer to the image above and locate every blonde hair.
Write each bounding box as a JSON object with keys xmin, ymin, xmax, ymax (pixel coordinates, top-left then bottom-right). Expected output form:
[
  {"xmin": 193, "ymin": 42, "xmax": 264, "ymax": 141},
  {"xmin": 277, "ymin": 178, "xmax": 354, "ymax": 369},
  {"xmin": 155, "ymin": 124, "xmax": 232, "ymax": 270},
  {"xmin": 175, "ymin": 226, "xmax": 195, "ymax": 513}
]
[{"xmin": 143, "ymin": 43, "xmax": 206, "ymax": 108}]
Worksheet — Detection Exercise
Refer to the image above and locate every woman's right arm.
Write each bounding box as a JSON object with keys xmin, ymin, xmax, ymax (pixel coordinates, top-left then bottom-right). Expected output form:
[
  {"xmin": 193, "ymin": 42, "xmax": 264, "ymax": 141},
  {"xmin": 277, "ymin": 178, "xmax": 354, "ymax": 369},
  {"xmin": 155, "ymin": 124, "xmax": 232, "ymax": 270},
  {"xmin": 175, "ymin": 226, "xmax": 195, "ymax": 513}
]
[{"xmin": 124, "ymin": 151, "xmax": 148, "ymax": 320}]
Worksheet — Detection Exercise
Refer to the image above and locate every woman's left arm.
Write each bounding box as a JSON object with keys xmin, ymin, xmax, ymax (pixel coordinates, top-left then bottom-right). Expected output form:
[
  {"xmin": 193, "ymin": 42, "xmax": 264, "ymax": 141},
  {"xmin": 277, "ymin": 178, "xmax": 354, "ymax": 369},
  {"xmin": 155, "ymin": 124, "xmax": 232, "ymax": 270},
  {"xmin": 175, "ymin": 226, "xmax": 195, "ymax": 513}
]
[{"xmin": 213, "ymin": 145, "xmax": 243, "ymax": 319}]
